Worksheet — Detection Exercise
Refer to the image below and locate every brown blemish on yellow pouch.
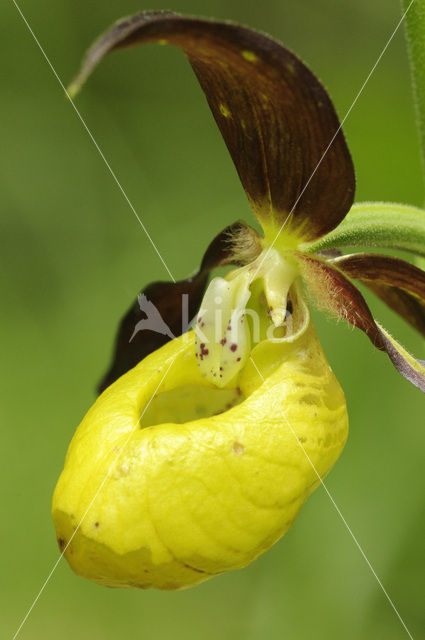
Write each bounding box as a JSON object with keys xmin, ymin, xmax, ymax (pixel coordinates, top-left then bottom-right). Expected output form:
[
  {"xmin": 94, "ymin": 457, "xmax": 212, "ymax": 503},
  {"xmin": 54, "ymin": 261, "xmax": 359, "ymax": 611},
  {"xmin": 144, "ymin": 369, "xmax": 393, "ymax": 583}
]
[{"xmin": 232, "ymin": 441, "xmax": 245, "ymax": 455}]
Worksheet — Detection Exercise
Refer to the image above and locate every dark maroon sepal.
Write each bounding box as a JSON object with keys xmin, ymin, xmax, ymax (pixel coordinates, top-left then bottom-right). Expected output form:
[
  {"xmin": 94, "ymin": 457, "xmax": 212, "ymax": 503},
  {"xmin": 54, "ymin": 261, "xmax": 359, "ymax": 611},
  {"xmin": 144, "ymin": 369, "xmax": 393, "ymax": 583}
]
[
  {"xmin": 333, "ymin": 253, "xmax": 425, "ymax": 337},
  {"xmin": 298, "ymin": 253, "xmax": 425, "ymax": 393},
  {"xmin": 69, "ymin": 11, "xmax": 355, "ymax": 242}
]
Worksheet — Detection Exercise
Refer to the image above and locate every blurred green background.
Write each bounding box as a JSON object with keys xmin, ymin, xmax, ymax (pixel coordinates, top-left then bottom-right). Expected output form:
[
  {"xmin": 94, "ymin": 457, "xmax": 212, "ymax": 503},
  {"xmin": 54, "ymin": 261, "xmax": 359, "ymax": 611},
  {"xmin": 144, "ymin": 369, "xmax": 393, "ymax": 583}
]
[{"xmin": 1, "ymin": 0, "xmax": 424, "ymax": 638}]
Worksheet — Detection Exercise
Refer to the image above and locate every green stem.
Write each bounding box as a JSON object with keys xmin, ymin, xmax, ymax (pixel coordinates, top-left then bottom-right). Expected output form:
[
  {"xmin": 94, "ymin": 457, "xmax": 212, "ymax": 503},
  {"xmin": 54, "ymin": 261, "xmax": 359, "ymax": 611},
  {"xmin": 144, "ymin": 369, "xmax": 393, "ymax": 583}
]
[{"xmin": 402, "ymin": 0, "xmax": 425, "ymax": 182}]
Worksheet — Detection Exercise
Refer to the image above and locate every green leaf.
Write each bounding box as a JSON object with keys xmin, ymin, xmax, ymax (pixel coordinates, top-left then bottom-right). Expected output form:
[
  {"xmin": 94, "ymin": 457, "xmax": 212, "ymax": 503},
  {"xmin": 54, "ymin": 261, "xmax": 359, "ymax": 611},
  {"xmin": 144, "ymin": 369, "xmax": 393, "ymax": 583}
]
[{"xmin": 305, "ymin": 201, "xmax": 425, "ymax": 258}]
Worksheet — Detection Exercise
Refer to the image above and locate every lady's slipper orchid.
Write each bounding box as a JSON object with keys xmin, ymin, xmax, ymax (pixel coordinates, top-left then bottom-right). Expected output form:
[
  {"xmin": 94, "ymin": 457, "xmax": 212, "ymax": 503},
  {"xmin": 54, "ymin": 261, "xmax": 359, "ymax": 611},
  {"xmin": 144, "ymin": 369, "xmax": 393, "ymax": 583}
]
[{"xmin": 53, "ymin": 11, "xmax": 425, "ymax": 590}]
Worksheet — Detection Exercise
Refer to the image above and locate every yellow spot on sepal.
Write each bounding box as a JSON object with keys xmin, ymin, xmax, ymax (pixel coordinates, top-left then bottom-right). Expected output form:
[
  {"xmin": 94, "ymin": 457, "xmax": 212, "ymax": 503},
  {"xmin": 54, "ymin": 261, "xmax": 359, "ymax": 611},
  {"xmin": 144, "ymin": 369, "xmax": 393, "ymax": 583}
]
[
  {"xmin": 219, "ymin": 103, "xmax": 231, "ymax": 118},
  {"xmin": 241, "ymin": 50, "xmax": 258, "ymax": 62}
]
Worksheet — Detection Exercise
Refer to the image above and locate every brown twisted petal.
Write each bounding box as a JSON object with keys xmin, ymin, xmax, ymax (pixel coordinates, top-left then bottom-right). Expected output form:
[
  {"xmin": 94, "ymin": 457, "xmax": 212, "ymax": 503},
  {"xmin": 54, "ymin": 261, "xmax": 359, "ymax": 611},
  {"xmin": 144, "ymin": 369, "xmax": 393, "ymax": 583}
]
[
  {"xmin": 298, "ymin": 253, "xmax": 425, "ymax": 393},
  {"xmin": 333, "ymin": 253, "xmax": 425, "ymax": 337},
  {"xmin": 69, "ymin": 11, "xmax": 355, "ymax": 242},
  {"xmin": 97, "ymin": 221, "xmax": 261, "ymax": 394}
]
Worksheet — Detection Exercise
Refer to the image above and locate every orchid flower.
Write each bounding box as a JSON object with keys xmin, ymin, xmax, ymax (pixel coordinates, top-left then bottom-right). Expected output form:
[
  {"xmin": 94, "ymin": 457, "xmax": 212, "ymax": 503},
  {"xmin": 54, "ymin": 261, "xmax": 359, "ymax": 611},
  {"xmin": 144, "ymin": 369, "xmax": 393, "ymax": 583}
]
[{"xmin": 52, "ymin": 12, "xmax": 425, "ymax": 590}]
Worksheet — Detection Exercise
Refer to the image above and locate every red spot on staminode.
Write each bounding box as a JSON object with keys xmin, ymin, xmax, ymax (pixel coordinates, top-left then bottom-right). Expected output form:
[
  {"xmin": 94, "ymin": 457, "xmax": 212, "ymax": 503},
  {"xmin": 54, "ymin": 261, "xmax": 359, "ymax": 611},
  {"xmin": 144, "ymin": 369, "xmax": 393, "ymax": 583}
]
[
  {"xmin": 220, "ymin": 338, "xmax": 227, "ymax": 345},
  {"xmin": 199, "ymin": 342, "xmax": 209, "ymax": 360},
  {"xmin": 230, "ymin": 344, "xmax": 237, "ymax": 352},
  {"xmin": 237, "ymin": 357, "xmax": 241, "ymax": 362}
]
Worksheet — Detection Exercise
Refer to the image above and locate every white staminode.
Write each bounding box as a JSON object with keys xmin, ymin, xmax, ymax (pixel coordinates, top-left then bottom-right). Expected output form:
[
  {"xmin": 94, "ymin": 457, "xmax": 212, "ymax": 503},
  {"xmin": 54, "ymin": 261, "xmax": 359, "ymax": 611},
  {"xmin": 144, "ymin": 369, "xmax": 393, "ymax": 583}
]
[
  {"xmin": 195, "ymin": 248, "xmax": 299, "ymax": 387},
  {"xmin": 196, "ymin": 274, "xmax": 251, "ymax": 387}
]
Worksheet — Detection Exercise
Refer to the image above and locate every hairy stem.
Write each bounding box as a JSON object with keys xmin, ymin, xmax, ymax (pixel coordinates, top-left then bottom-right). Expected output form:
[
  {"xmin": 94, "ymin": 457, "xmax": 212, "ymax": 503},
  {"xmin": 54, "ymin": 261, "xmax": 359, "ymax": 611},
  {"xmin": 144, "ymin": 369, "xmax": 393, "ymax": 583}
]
[{"xmin": 402, "ymin": 0, "xmax": 425, "ymax": 183}]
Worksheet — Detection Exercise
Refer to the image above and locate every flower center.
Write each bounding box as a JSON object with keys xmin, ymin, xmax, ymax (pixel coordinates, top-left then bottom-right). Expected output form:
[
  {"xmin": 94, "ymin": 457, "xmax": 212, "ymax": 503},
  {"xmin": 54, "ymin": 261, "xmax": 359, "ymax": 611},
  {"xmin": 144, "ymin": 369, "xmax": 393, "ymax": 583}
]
[{"xmin": 195, "ymin": 248, "xmax": 300, "ymax": 387}]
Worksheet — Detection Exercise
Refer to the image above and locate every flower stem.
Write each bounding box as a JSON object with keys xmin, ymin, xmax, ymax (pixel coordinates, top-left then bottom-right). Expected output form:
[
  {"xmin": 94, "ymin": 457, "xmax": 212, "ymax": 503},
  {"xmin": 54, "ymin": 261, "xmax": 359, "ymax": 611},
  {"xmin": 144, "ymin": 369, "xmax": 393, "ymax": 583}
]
[{"xmin": 402, "ymin": 0, "xmax": 425, "ymax": 183}]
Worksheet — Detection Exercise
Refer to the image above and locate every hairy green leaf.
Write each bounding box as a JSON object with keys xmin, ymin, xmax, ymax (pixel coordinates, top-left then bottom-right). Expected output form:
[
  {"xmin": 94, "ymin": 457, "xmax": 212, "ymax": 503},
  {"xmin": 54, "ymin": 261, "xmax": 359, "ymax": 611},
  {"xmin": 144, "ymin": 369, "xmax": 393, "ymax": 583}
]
[{"xmin": 305, "ymin": 202, "xmax": 425, "ymax": 258}]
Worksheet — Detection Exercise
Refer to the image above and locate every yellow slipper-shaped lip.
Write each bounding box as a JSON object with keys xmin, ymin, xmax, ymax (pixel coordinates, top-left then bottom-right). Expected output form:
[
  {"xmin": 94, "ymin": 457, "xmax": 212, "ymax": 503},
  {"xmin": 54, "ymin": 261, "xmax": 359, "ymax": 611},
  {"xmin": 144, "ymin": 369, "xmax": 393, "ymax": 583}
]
[{"xmin": 52, "ymin": 323, "xmax": 348, "ymax": 590}]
